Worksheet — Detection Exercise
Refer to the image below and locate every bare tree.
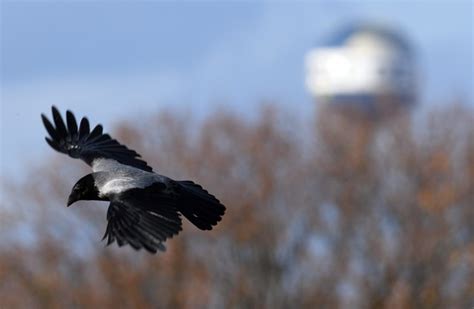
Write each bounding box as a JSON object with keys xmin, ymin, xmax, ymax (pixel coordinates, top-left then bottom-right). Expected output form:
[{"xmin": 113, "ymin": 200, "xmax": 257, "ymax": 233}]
[{"xmin": 1, "ymin": 102, "xmax": 473, "ymax": 308}]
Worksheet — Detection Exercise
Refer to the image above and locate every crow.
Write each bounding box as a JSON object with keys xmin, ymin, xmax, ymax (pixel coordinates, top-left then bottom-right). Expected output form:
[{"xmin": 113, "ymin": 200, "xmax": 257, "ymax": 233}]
[{"xmin": 41, "ymin": 106, "xmax": 225, "ymax": 253}]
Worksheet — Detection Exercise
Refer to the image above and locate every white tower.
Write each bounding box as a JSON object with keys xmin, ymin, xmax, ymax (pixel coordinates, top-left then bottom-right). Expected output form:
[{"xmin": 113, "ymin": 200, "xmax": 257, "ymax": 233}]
[{"xmin": 305, "ymin": 24, "xmax": 416, "ymax": 111}]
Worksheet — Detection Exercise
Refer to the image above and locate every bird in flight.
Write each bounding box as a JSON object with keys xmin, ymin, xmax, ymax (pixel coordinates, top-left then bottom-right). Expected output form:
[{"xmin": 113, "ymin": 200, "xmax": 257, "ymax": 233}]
[{"xmin": 41, "ymin": 106, "xmax": 225, "ymax": 253}]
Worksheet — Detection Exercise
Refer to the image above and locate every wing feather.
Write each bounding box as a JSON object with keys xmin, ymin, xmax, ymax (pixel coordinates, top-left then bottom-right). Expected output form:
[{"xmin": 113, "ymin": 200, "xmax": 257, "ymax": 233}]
[
  {"xmin": 45, "ymin": 137, "xmax": 61, "ymax": 152},
  {"xmin": 103, "ymin": 199, "xmax": 182, "ymax": 253},
  {"xmin": 101, "ymin": 180, "xmax": 224, "ymax": 253},
  {"xmin": 42, "ymin": 115, "xmax": 61, "ymax": 141},
  {"xmin": 88, "ymin": 124, "xmax": 103, "ymax": 141},
  {"xmin": 66, "ymin": 110, "xmax": 78, "ymax": 136},
  {"xmin": 52, "ymin": 106, "xmax": 68, "ymax": 138},
  {"xmin": 79, "ymin": 117, "xmax": 90, "ymax": 139},
  {"xmin": 41, "ymin": 106, "xmax": 152, "ymax": 171}
]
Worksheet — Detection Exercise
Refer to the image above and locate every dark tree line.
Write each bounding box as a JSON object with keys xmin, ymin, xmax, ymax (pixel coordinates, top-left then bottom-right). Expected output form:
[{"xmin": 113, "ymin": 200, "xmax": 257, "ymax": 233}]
[{"xmin": 1, "ymin": 102, "xmax": 473, "ymax": 308}]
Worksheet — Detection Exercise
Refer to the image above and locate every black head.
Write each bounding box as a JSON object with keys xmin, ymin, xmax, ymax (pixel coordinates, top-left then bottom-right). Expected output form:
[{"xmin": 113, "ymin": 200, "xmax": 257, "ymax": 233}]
[{"xmin": 67, "ymin": 174, "xmax": 101, "ymax": 206}]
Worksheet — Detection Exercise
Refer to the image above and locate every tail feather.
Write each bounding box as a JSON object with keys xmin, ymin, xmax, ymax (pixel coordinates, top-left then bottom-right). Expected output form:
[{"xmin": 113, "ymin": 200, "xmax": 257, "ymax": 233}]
[{"xmin": 177, "ymin": 181, "xmax": 225, "ymax": 230}]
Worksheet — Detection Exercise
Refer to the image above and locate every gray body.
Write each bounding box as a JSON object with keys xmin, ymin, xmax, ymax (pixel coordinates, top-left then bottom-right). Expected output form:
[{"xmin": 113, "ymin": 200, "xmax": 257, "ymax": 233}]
[{"xmin": 92, "ymin": 158, "xmax": 170, "ymax": 198}]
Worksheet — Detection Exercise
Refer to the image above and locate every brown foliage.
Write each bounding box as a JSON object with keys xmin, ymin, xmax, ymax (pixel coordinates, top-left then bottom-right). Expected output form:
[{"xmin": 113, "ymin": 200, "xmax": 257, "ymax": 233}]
[{"xmin": 1, "ymin": 103, "xmax": 473, "ymax": 308}]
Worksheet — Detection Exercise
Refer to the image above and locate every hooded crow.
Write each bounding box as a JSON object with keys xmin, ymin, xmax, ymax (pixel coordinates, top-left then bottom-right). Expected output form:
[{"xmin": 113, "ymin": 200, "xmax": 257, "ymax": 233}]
[{"xmin": 42, "ymin": 106, "xmax": 225, "ymax": 253}]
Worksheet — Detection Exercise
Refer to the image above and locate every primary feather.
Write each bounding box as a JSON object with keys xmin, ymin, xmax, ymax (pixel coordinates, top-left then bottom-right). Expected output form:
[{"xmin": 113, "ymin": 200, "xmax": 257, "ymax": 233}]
[{"xmin": 42, "ymin": 106, "xmax": 152, "ymax": 171}]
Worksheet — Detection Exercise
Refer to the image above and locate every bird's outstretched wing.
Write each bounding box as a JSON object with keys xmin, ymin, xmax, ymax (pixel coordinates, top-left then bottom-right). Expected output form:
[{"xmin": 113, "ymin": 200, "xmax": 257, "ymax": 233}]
[
  {"xmin": 41, "ymin": 106, "xmax": 152, "ymax": 172},
  {"xmin": 103, "ymin": 193, "xmax": 183, "ymax": 253},
  {"xmin": 102, "ymin": 180, "xmax": 225, "ymax": 253}
]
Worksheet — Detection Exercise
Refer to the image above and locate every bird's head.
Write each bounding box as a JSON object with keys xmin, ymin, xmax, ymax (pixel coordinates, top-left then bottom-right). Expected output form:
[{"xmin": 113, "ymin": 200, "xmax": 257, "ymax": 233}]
[{"xmin": 67, "ymin": 174, "xmax": 100, "ymax": 206}]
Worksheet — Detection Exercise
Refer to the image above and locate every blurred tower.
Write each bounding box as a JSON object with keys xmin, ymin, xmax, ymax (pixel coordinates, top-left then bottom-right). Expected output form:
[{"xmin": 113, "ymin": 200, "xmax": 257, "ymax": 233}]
[{"xmin": 305, "ymin": 23, "xmax": 417, "ymax": 118}]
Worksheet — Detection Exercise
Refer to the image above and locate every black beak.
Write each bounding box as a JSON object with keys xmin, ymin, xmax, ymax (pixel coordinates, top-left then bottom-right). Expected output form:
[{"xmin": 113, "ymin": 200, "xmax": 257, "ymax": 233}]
[{"xmin": 67, "ymin": 193, "xmax": 77, "ymax": 207}]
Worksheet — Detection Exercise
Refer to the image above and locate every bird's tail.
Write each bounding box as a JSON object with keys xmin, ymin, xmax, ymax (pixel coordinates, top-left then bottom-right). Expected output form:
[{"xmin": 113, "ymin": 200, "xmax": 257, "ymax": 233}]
[{"xmin": 176, "ymin": 180, "xmax": 226, "ymax": 230}]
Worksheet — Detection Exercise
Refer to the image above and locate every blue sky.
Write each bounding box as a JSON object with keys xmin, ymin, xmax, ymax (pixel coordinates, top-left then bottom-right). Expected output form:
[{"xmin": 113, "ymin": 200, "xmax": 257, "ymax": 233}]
[{"xmin": 1, "ymin": 1, "xmax": 473, "ymax": 179}]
